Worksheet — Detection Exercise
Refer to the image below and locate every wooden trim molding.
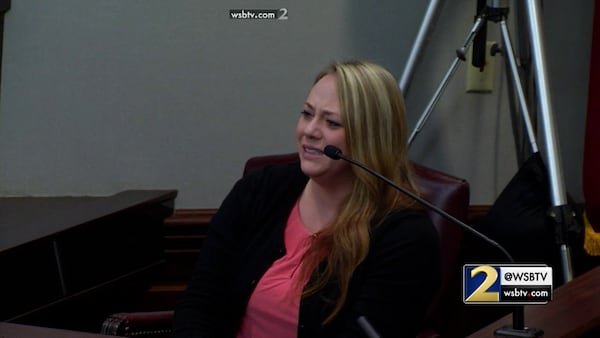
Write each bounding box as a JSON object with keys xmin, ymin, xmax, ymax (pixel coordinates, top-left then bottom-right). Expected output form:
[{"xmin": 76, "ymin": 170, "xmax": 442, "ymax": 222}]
[
  {"xmin": 159, "ymin": 206, "xmax": 492, "ymax": 274},
  {"xmin": 467, "ymin": 205, "xmax": 492, "ymax": 224},
  {"xmin": 165, "ymin": 208, "xmax": 216, "ymax": 227},
  {"xmin": 165, "ymin": 205, "xmax": 491, "ymax": 229},
  {"xmin": 146, "ymin": 205, "xmax": 492, "ymax": 309}
]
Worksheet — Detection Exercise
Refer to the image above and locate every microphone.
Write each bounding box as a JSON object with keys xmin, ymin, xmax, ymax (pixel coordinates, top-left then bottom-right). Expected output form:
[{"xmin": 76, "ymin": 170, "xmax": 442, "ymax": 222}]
[
  {"xmin": 323, "ymin": 145, "xmax": 543, "ymax": 337},
  {"xmin": 357, "ymin": 316, "xmax": 381, "ymax": 338}
]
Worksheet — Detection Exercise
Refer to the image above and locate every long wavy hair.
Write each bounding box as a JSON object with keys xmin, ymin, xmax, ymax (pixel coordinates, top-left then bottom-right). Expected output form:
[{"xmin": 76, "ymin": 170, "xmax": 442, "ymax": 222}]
[{"xmin": 299, "ymin": 60, "xmax": 421, "ymax": 324}]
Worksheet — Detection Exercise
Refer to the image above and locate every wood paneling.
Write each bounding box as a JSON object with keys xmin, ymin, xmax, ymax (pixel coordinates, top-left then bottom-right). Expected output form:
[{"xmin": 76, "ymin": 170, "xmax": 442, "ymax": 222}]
[{"xmin": 143, "ymin": 205, "xmax": 496, "ymax": 329}]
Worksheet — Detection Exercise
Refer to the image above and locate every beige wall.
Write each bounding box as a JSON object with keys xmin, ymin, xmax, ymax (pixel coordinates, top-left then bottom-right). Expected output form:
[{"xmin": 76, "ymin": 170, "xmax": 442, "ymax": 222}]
[{"xmin": 0, "ymin": 0, "xmax": 593, "ymax": 208}]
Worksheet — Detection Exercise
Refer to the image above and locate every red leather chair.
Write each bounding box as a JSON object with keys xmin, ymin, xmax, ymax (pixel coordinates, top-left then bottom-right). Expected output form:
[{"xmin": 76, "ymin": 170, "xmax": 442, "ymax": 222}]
[{"xmin": 101, "ymin": 153, "xmax": 469, "ymax": 337}]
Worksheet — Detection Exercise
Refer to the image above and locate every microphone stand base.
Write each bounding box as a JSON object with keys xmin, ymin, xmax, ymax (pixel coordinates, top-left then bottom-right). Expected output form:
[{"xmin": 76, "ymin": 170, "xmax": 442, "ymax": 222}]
[{"xmin": 494, "ymin": 326, "xmax": 544, "ymax": 337}]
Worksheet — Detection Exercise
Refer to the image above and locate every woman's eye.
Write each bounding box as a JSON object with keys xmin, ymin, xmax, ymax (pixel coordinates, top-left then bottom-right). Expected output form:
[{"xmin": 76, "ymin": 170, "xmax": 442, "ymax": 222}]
[
  {"xmin": 301, "ymin": 110, "xmax": 313, "ymax": 118},
  {"xmin": 326, "ymin": 119, "xmax": 342, "ymax": 128}
]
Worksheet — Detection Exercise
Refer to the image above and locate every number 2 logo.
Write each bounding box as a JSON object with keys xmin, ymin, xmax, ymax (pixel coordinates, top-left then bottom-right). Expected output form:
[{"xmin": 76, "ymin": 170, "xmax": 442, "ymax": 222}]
[
  {"xmin": 278, "ymin": 8, "xmax": 288, "ymax": 20},
  {"xmin": 465, "ymin": 265, "xmax": 500, "ymax": 302}
]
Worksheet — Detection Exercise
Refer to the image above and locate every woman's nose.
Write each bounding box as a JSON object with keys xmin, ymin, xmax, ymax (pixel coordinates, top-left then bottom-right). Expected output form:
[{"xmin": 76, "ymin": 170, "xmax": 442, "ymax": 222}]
[{"xmin": 302, "ymin": 118, "xmax": 321, "ymax": 138}]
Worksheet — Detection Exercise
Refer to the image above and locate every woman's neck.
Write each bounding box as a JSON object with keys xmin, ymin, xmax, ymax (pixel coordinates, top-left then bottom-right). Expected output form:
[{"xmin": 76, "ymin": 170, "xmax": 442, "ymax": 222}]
[{"xmin": 298, "ymin": 178, "xmax": 353, "ymax": 234}]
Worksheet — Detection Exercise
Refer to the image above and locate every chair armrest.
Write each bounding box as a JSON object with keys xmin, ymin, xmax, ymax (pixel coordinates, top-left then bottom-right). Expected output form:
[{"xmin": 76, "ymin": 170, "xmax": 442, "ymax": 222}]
[{"xmin": 101, "ymin": 310, "xmax": 174, "ymax": 337}]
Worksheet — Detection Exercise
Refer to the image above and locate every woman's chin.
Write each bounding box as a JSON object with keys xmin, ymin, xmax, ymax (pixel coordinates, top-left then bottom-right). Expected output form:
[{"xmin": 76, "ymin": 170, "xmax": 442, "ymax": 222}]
[{"xmin": 300, "ymin": 162, "xmax": 326, "ymax": 178}]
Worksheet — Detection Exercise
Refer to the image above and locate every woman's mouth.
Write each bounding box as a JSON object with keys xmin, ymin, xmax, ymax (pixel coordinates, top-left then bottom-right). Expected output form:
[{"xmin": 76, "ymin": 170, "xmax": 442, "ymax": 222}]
[{"xmin": 303, "ymin": 146, "xmax": 323, "ymax": 155}]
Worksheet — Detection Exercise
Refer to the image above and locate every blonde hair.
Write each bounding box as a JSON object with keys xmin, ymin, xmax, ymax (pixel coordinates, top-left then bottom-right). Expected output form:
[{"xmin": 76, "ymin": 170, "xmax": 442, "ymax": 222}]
[{"xmin": 300, "ymin": 60, "xmax": 420, "ymax": 324}]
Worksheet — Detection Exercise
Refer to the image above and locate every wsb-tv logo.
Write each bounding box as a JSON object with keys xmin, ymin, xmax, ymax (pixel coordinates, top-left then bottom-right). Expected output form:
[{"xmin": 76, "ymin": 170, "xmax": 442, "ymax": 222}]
[{"xmin": 463, "ymin": 264, "xmax": 553, "ymax": 304}]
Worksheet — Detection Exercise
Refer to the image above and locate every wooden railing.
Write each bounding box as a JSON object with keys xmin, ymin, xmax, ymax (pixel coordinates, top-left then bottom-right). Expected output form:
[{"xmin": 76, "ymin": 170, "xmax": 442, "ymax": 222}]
[{"xmin": 142, "ymin": 205, "xmax": 492, "ymax": 311}]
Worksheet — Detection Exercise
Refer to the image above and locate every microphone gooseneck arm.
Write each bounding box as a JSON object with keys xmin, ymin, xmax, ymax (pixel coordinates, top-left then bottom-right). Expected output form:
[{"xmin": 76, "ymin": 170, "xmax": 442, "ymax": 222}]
[
  {"xmin": 323, "ymin": 145, "xmax": 543, "ymax": 336},
  {"xmin": 322, "ymin": 145, "xmax": 514, "ymax": 262}
]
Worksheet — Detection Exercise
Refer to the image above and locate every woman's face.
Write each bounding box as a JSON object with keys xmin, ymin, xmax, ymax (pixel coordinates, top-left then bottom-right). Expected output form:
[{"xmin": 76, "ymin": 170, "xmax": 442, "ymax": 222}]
[{"xmin": 296, "ymin": 74, "xmax": 352, "ymax": 182}]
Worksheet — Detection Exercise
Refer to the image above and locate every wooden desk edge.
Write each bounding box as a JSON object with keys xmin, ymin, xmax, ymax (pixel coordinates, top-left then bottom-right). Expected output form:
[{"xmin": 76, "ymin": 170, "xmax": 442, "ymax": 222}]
[
  {"xmin": 468, "ymin": 266, "xmax": 600, "ymax": 337},
  {"xmin": 0, "ymin": 322, "xmax": 123, "ymax": 338}
]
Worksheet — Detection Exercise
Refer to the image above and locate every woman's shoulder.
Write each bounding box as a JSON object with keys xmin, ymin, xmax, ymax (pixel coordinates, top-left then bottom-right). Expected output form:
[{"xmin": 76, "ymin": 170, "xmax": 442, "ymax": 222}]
[
  {"xmin": 374, "ymin": 209, "xmax": 439, "ymax": 243},
  {"xmin": 233, "ymin": 161, "xmax": 307, "ymax": 197},
  {"xmin": 380, "ymin": 208, "xmax": 433, "ymax": 226},
  {"xmin": 242, "ymin": 161, "xmax": 306, "ymax": 184}
]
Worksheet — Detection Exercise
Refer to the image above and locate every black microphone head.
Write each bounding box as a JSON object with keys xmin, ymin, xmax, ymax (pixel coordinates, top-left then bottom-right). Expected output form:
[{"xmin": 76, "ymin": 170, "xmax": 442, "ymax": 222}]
[{"xmin": 323, "ymin": 145, "xmax": 342, "ymax": 160}]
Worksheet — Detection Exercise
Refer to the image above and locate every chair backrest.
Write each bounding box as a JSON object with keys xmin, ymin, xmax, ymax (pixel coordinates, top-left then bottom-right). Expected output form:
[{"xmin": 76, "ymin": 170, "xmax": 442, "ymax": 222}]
[
  {"xmin": 243, "ymin": 153, "xmax": 470, "ymax": 336},
  {"xmin": 410, "ymin": 161, "xmax": 469, "ymax": 334}
]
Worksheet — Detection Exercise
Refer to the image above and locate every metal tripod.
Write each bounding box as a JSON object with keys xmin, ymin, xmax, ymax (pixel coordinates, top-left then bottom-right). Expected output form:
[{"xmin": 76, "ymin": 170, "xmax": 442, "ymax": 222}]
[{"xmin": 401, "ymin": 0, "xmax": 574, "ymax": 285}]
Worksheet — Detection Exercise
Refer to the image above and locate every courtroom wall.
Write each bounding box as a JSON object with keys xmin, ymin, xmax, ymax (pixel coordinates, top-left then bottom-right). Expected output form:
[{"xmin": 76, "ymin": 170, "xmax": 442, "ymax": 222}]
[{"xmin": 0, "ymin": 0, "xmax": 593, "ymax": 208}]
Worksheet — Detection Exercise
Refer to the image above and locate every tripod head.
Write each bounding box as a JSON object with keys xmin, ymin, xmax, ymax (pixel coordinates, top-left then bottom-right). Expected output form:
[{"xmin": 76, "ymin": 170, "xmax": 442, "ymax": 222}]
[
  {"xmin": 469, "ymin": 0, "xmax": 509, "ymax": 70},
  {"xmin": 484, "ymin": 0, "xmax": 510, "ymax": 23}
]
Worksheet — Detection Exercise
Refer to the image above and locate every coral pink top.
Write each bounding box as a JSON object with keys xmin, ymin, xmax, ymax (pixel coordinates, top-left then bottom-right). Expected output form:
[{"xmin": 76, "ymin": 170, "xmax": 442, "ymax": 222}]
[{"xmin": 236, "ymin": 201, "xmax": 313, "ymax": 338}]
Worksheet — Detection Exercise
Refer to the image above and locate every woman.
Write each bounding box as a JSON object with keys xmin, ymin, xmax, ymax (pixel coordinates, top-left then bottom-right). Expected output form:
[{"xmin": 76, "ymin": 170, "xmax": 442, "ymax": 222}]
[{"xmin": 173, "ymin": 60, "xmax": 441, "ymax": 338}]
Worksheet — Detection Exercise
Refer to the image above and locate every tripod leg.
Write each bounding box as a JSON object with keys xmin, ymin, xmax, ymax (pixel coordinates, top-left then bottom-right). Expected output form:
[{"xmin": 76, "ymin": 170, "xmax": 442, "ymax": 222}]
[
  {"xmin": 408, "ymin": 57, "xmax": 460, "ymax": 146},
  {"xmin": 408, "ymin": 16, "xmax": 487, "ymax": 146},
  {"xmin": 498, "ymin": 19, "xmax": 539, "ymax": 153},
  {"xmin": 524, "ymin": 0, "xmax": 574, "ymax": 283},
  {"xmin": 399, "ymin": 0, "xmax": 445, "ymax": 95}
]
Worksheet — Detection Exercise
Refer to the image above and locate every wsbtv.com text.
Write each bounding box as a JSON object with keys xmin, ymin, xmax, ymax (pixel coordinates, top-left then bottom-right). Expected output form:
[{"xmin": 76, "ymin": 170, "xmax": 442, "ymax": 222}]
[{"xmin": 229, "ymin": 9, "xmax": 288, "ymax": 20}]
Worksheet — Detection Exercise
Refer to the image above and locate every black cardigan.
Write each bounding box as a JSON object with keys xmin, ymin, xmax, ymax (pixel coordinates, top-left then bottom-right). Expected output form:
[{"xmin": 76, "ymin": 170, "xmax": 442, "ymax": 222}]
[{"xmin": 173, "ymin": 162, "xmax": 441, "ymax": 338}]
